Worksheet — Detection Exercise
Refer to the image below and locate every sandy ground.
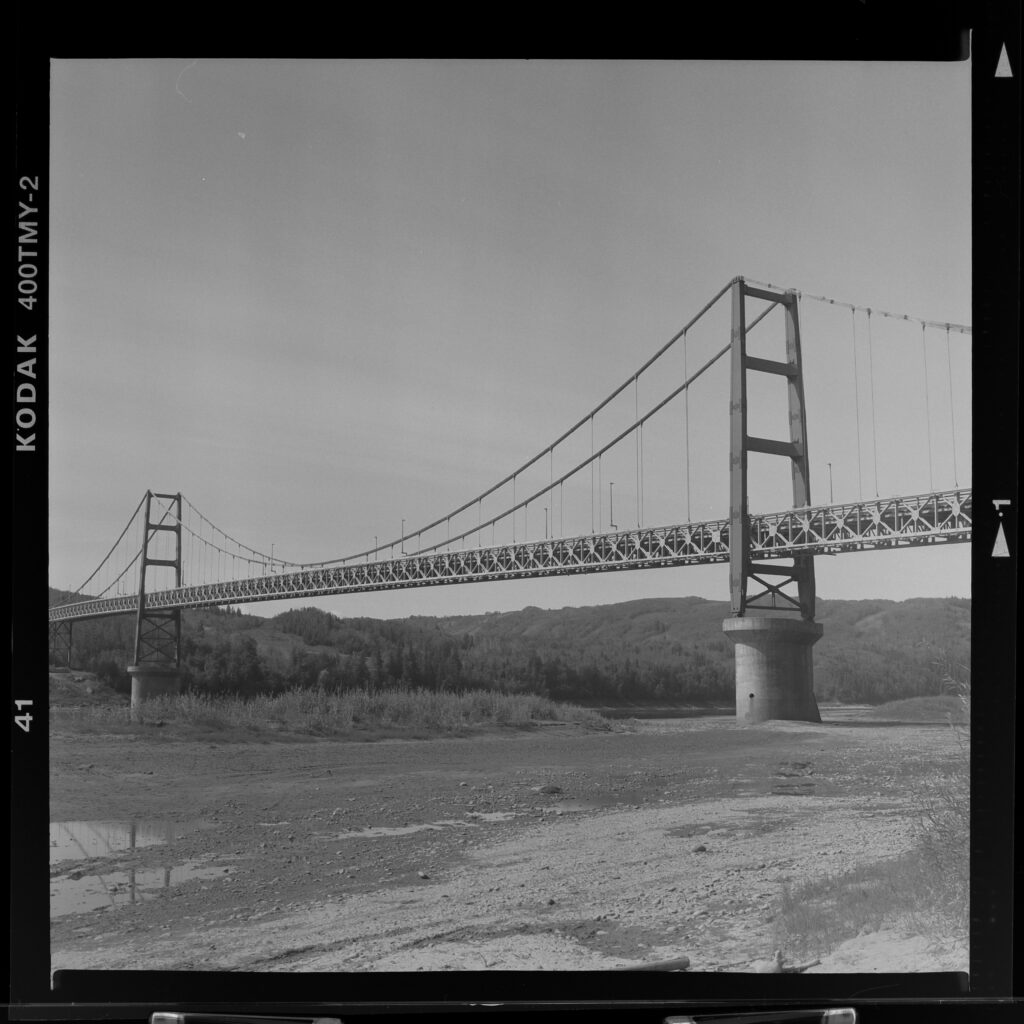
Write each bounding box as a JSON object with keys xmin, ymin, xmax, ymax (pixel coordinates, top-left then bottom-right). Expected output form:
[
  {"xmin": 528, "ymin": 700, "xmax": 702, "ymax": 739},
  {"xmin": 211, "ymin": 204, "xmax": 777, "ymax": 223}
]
[{"xmin": 49, "ymin": 713, "xmax": 967, "ymax": 974}]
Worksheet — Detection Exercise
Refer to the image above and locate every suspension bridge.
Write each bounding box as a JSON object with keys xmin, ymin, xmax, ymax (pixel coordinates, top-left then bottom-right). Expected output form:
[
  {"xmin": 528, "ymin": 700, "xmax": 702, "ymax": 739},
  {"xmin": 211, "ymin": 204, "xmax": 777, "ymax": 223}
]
[{"xmin": 48, "ymin": 277, "xmax": 972, "ymax": 723}]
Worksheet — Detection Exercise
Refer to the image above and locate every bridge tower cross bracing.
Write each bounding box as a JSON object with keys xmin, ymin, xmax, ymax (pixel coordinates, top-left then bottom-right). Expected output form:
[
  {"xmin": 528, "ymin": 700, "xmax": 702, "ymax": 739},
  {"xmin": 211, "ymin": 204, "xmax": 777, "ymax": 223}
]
[
  {"xmin": 127, "ymin": 490, "xmax": 184, "ymax": 710},
  {"xmin": 723, "ymin": 278, "xmax": 823, "ymax": 724},
  {"xmin": 48, "ymin": 620, "xmax": 73, "ymax": 668}
]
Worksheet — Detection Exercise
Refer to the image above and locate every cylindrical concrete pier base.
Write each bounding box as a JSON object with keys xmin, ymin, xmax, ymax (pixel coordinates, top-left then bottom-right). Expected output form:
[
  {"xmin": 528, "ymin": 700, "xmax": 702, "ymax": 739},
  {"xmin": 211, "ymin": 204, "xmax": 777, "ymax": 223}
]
[
  {"xmin": 128, "ymin": 664, "xmax": 181, "ymax": 715},
  {"xmin": 723, "ymin": 617, "xmax": 823, "ymax": 724}
]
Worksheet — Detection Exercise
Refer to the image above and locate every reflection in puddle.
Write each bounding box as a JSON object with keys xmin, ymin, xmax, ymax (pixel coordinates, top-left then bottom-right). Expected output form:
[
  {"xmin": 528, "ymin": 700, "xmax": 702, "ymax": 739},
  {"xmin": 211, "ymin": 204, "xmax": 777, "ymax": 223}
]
[
  {"xmin": 49, "ymin": 820, "xmax": 234, "ymax": 918},
  {"xmin": 50, "ymin": 861, "xmax": 235, "ymax": 917},
  {"xmin": 50, "ymin": 820, "xmax": 171, "ymax": 864},
  {"xmin": 321, "ymin": 811, "xmax": 516, "ymax": 840}
]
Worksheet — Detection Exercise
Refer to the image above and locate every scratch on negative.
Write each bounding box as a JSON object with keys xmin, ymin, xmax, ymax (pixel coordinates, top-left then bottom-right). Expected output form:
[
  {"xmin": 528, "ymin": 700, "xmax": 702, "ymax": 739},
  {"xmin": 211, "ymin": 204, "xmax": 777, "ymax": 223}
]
[{"xmin": 175, "ymin": 59, "xmax": 199, "ymax": 102}]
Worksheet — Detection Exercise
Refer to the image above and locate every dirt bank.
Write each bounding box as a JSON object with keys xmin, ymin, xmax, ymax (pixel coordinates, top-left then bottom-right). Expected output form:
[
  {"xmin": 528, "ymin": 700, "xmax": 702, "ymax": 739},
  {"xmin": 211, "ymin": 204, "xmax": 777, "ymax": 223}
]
[{"xmin": 49, "ymin": 713, "xmax": 967, "ymax": 973}]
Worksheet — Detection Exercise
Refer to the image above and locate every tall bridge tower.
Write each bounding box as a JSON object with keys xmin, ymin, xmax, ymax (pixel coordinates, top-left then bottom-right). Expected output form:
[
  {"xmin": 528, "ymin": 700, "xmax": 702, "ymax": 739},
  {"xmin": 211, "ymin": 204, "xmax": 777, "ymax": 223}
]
[
  {"xmin": 722, "ymin": 278, "xmax": 823, "ymax": 724},
  {"xmin": 126, "ymin": 491, "xmax": 184, "ymax": 710}
]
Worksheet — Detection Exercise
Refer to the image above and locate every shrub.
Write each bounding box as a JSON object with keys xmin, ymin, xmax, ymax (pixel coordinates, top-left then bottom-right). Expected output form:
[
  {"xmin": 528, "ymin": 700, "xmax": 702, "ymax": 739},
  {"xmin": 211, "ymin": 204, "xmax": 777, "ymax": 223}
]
[{"xmin": 50, "ymin": 687, "xmax": 611, "ymax": 741}]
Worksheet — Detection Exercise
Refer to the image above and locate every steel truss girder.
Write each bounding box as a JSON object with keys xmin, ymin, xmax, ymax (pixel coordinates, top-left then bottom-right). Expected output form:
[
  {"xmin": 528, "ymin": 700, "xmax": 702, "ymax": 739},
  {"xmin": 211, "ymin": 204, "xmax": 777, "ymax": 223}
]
[{"xmin": 48, "ymin": 489, "xmax": 971, "ymax": 623}]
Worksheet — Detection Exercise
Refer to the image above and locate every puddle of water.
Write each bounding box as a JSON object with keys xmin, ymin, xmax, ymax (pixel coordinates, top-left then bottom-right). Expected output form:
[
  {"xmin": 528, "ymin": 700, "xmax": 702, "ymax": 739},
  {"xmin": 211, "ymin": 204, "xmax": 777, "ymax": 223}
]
[
  {"xmin": 50, "ymin": 820, "xmax": 171, "ymax": 865},
  {"xmin": 665, "ymin": 824, "xmax": 712, "ymax": 839},
  {"xmin": 545, "ymin": 800, "xmax": 600, "ymax": 813},
  {"xmin": 49, "ymin": 820, "xmax": 237, "ymax": 918},
  {"xmin": 770, "ymin": 781, "xmax": 817, "ymax": 796},
  {"xmin": 320, "ymin": 812, "xmax": 516, "ymax": 841},
  {"xmin": 50, "ymin": 859, "xmax": 235, "ymax": 917}
]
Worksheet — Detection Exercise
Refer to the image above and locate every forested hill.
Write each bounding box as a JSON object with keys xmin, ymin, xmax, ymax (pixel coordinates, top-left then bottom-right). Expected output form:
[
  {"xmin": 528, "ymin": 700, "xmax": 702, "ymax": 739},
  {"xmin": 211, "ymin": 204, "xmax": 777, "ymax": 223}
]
[{"xmin": 50, "ymin": 591, "xmax": 969, "ymax": 706}]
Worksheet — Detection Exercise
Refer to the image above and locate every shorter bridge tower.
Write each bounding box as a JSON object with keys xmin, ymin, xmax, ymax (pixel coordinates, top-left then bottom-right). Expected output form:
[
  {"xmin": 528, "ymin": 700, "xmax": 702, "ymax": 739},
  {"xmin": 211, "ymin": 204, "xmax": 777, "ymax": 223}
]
[
  {"xmin": 722, "ymin": 279, "xmax": 822, "ymax": 724},
  {"xmin": 127, "ymin": 491, "xmax": 183, "ymax": 711}
]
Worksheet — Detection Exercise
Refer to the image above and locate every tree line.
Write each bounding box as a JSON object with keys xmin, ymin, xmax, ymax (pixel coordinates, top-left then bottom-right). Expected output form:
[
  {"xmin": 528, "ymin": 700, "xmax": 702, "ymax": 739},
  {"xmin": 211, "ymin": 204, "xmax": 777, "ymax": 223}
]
[{"xmin": 50, "ymin": 595, "xmax": 968, "ymax": 706}]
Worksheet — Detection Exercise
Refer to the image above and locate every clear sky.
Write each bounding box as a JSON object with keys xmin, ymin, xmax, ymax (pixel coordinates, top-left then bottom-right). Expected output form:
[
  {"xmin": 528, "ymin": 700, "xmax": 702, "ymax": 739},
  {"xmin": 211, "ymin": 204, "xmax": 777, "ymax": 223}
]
[{"xmin": 49, "ymin": 59, "xmax": 971, "ymax": 619}]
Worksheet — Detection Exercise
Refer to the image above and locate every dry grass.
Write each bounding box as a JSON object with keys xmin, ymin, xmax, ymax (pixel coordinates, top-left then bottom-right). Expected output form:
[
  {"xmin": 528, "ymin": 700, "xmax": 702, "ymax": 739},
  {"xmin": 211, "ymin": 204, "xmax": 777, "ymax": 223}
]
[
  {"xmin": 775, "ymin": 673, "xmax": 970, "ymax": 958},
  {"xmin": 772, "ymin": 848, "xmax": 967, "ymax": 960},
  {"xmin": 50, "ymin": 687, "xmax": 613, "ymax": 741},
  {"xmin": 861, "ymin": 695, "xmax": 968, "ymax": 724},
  {"xmin": 773, "ymin": 853, "xmax": 924, "ymax": 958},
  {"xmin": 912, "ymin": 672, "xmax": 970, "ymax": 934}
]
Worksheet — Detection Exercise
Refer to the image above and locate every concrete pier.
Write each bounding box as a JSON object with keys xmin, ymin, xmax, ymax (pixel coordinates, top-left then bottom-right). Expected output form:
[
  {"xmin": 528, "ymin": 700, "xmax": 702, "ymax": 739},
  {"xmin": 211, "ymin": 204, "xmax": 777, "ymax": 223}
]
[
  {"xmin": 127, "ymin": 664, "xmax": 181, "ymax": 714},
  {"xmin": 723, "ymin": 616, "xmax": 823, "ymax": 724}
]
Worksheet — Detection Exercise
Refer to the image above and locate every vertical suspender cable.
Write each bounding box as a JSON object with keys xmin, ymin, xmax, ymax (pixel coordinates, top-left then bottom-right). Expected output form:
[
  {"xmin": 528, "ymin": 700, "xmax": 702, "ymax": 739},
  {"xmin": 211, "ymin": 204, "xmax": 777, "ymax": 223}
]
[
  {"xmin": 921, "ymin": 322, "xmax": 934, "ymax": 491},
  {"xmin": 186, "ymin": 503, "xmax": 191, "ymax": 588},
  {"xmin": 549, "ymin": 448, "xmax": 554, "ymax": 536},
  {"xmin": 135, "ymin": 503, "xmax": 144, "ymax": 596},
  {"xmin": 683, "ymin": 328, "xmax": 691, "ymax": 523},
  {"xmin": 635, "ymin": 377, "xmax": 641, "ymax": 528},
  {"xmin": 867, "ymin": 310, "xmax": 880, "ymax": 497},
  {"xmin": 598, "ymin": 455, "xmax": 603, "ymax": 532},
  {"xmin": 639, "ymin": 422, "xmax": 644, "ymax": 528},
  {"xmin": 945, "ymin": 325, "xmax": 959, "ymax": 487},
  {"xmin": 590, "ymin": 417, "xmax": 595, "ymax": 534},
  {"xmin": 117, "ymin": 507, "xmax": 126, "ymax": 598},
  {"xmin": 851, "ymin": 309, "xmax": 864, "ymax": 499},
  {"xmin": 109, "ymin": 517, "xmax": 117, "ymax": 595},
  {"xmin": 122, "ymin": 505, "xmax": 129, "ymax": 595}
]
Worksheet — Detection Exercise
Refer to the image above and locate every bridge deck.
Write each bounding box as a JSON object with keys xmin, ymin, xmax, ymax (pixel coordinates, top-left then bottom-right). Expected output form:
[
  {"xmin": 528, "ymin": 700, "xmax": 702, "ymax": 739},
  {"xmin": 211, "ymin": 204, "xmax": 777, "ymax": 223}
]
[{"xmin": 49, "ymin": 490, "xmax": 971, "ymax": 622}]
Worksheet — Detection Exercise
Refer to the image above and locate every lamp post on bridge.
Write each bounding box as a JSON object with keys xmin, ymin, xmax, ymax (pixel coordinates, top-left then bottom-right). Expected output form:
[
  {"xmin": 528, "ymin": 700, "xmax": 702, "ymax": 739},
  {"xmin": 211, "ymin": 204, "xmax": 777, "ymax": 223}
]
[
  {"xmin": 609, "ymin": 482, "xmax": 617, "ymax": 531},
  {"xmin": 827, "ymin": 463, "xmax": 834, "ymax": 505}
]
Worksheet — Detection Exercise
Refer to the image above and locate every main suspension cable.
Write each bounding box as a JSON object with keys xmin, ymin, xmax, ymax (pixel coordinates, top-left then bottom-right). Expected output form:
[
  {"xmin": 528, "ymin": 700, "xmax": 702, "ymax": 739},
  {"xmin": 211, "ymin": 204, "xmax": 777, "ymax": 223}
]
[
  {"xmin": 746, "ymin": 280, "xmax": 972, "ymax": 335},
  {"xmin": 409, "ymin": 340, "xmax": 731, "ymax": 557},
  {"xmin": 179, "ymin": 495, "xmax": 302, "ymax": 568},
  {"xmin": 60, "ymin": 491, "xmax": 148, "ymax": 601},
  {"xmin": 328, "ymin": 277, "xmax": 736, "ymax": 566},
  {"xmin": 92, "ymin": 499, "xmax": 176, "ymax": 600}
]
